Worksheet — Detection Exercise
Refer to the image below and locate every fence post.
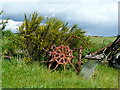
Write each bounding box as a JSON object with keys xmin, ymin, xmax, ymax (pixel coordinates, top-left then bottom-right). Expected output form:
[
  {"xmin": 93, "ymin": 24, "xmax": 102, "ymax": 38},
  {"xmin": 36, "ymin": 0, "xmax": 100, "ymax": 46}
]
[{"xmin": 77, "ymin": 46, "xmax": 83, "ymax": 74}]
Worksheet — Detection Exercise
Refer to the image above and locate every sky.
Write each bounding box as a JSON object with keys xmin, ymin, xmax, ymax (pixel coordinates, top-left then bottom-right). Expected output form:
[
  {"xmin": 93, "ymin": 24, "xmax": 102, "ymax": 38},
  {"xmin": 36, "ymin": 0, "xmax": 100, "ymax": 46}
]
[{"xmin": 0, "ymin": 0, "xmax": 119, "ymax": 36}]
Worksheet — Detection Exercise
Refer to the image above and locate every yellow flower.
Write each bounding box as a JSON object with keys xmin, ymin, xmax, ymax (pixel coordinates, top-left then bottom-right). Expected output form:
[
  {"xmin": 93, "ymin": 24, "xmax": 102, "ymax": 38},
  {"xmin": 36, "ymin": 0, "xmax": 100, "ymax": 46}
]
[{"xmin": 24, "ymin": 57, "xmax": 32, "ymax": 63}]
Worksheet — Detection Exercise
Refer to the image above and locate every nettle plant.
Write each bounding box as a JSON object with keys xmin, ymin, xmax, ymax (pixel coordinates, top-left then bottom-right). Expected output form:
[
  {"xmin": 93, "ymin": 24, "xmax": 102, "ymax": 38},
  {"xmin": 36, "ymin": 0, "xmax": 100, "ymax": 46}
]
[{"xmin": 17, "ymin": 12, "xmax": 90, "ymax": 62}]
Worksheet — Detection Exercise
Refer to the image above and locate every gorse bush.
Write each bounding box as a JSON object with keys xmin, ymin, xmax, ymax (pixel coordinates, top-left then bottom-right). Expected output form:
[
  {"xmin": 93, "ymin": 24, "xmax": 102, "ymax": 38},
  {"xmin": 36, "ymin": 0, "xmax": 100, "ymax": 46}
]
[
  {"xmin": 2, "ymin": 30, "xmax": 22, "ymax": 57},
  {"xmin": 2, "ymin": 30, "xmax": 14, "ymax": 56},
  {"xmin": 16, "ymin": 12, "xmax": 91, "ymax": 61}
]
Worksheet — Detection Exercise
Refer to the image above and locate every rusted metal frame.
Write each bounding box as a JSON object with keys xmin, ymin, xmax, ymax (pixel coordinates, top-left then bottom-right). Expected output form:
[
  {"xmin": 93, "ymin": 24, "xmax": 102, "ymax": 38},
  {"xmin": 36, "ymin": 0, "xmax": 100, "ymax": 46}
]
[
  {"xmin": 65, "ymin": 35, "xmax": 92, "ymax": 54},
  {"xmin": 51, "ymin": 64, "xmax": 59, "ymax": 71},
  {"xmin": 69, "ymin": 61, "xmax": 78, "ymax": 72},
  {"xmin": 76, "ymin": 46, "xmax": 83, "ymax": 74},
  {"xmin": 46, "ymin": 45, "xmax": 72, "ymax": 70},
  {"xmin": 68, "ymin": 46, "xmax": 83, "ymax": 73},
  {"xmin": 91, "ymin": 36, "xmax": 120, "ymax": 55},
  {"xmin": 42, "ymin": 43, "xmax": 84, "ymax": 72},
  {"xmin": 92, "ymin": 43, "xmax": 112, "ymax": 55},
  {"xmin": 58, "ymin": 35, "xmax": 73, "ymax": 46}
]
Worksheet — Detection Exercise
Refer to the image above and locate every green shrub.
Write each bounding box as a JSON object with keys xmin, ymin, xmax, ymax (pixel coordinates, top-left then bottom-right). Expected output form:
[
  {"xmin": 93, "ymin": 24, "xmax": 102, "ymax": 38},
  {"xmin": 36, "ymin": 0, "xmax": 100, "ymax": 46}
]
[
  {"xmin": 2, "ymin": 30, "xmax": 15, "ymax": 55},
  {"xmin": 2, "ymin": 30, "xmax": 14, "ymax": 37},
  {"xmin": 16, "ymin": 12, "xmax": 91, "ymax": 61},
  {"xmin": 2, "ymin": 30, "xmax": 24, "ymax": 58},
  {"xmin": 23, "ymin": 57, "xmax": 33, "ymax": 63}
]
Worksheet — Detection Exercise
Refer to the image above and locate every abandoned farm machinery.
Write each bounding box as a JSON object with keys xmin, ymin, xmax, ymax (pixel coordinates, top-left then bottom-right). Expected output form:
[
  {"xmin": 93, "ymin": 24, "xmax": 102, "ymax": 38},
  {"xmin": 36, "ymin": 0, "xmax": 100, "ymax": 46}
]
[{"xmin": 42, "ymin": 35, "xmax": 120, "ymax": 73}]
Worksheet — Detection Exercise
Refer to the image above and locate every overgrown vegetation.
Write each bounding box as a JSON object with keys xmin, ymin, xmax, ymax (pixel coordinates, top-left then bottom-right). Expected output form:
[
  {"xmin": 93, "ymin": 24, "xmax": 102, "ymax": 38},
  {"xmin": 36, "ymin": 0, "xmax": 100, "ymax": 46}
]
[
  {"xmin": 1, "ymin": 11, "xmax": 119, "ymax": 88},
  {"xmin": 2, "ymin": 30, "xmax": 19, "ymax": 57},
  {"xmin": 2, "ymin": 58, "xmax": 118, "ymax": 88},
  {"xmin": 2, "ymin": 32, "xmax": 118, "ymax": 88},
  {"xmin": 13, "ymin": 12, "xmax": 91, "ymax": 62}
]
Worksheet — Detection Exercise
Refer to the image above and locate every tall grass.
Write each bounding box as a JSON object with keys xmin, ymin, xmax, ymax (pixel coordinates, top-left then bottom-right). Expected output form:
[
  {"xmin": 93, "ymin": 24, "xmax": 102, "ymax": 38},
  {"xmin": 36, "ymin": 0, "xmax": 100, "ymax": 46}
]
[
  {"xmin": 2, "ymin": 58, "xmax": 118, "ymax": 88},
  {"xmin": 2, "ymin": 36, "xmax": 119, "ymax": 88}
]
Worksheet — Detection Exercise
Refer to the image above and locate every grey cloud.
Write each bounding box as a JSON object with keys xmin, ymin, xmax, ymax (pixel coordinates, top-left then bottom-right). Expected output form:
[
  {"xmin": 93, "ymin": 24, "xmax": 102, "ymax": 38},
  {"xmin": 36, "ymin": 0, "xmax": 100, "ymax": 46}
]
[{"xmin": 1, "ymin": 0, "xmax": 119, "ymax": 36}]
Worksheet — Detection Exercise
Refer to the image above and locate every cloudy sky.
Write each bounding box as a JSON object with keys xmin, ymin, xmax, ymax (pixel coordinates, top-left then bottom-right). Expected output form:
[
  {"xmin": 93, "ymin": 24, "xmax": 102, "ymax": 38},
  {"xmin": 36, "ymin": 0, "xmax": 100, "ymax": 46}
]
[{"xmin": 0, "ymin": 0, "xmax": 119, "ymax": 36}]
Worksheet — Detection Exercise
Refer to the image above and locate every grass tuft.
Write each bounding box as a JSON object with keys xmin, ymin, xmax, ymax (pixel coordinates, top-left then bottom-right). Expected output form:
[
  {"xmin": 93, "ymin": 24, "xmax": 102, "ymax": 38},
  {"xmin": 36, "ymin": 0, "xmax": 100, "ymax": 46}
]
[{"xmin": 2, "ymin": 58, "xmax": 119, "ymax": 88}]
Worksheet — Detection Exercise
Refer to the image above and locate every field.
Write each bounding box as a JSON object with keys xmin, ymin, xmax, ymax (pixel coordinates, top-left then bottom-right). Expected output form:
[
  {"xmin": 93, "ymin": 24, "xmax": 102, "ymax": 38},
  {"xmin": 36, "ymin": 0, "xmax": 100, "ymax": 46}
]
[
  {"xmin": 2, "ymin": 36, "xmax": 119, "ymax": 88},
  {"xmin": 89, "ymin": 36, "xmax": 116, "ymax": 52}
]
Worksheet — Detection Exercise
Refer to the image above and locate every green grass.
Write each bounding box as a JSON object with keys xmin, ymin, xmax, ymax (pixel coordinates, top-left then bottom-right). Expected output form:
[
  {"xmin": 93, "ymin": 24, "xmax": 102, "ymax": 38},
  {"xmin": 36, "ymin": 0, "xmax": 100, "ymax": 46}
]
[
  {"xmin": 2, "ymin": 36, "xmax": 119, "ymax": 88},
  {"xmin": 2, "ymin": 58, "xmax": 119, "ymax": 88},
  {"xmin": 90, "ymin": 37, "xmax": 116, "ymax": 44},
  {"xmin": 89, "ymin": 36, "xmax": 116, "ymax": 52}
]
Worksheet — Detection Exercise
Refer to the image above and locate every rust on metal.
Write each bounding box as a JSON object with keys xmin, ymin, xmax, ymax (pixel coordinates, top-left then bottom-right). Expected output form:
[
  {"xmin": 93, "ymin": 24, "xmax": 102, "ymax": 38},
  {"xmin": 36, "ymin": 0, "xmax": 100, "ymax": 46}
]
[
  {"xmin": 43, "ymin": 45, "xmax": 83, "ymax": 72},
  {"xmin": 42, "ymin": 35, "xmax": 93, "ymax": 72},
  {"xmin": 76, "ymin": 46, "xmax": 83, "ymax": 74},
  {"xmin": 92, "ymin": 35, "xmax": 120, "ymax": 55},
  {"xmin": 92, "ymin": 43, "xmax": 112, "ymax": 55},
  {"xmin": 65, "ymin": 35, "xmax": 92, "ymax": 54}
]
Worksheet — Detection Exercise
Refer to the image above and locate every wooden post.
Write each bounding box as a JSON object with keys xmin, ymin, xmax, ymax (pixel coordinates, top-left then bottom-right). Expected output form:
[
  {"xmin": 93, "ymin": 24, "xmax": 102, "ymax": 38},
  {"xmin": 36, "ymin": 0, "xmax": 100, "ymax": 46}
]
[{"xmin": 77, "ymin": 46, "xmax": 83, "ymax": 74}]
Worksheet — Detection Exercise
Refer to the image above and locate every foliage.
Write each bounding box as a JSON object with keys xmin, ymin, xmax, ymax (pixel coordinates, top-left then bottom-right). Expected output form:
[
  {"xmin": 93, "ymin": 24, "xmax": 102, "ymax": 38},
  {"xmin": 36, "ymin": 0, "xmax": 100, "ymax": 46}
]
[
  {"xmin": 0, "ymin": 11, "xmax": 11, "ymax": 57},
  {"xmin": 2, "ymin": 30, "xmax": 15, "ymax": 56},
  {"xmin": 23, "ymin": 57, "xmax": 33, "ymax": 63},
  {"xmin": 2, "ymin": 30, "xmax": 14, "ymax": 38},
  {"xmin": 2, "ymin": 58, "xmax": 119, "ymax": 88},
  {"xmin": 17, "ymin": 12, "xmax": 90, "ymax": 61},
  {"xmin": 2, "ymin": 30, "xmax": 24, "ymax": 57}
]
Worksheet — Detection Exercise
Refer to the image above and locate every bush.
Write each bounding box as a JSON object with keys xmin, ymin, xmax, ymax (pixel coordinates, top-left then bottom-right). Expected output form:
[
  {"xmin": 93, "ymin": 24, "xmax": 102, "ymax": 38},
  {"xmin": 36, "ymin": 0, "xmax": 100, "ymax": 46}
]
[
  {"xmin": 2, "ymin": 30, "xmax": 19, "ymax": 56},
  {"xmin": 2, "ymin": 30, "xmax": 14, "ymax": 37},
  {"xmin": 16, "ymin": 12, "xmax": 91, "ymax": 61}
]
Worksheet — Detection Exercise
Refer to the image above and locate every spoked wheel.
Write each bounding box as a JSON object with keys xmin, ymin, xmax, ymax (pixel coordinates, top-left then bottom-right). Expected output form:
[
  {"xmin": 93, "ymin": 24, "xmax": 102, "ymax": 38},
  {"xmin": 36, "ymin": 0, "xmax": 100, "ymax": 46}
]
[{"xmin": 44, "ymin": 45, "xmax": 78, "ymax": 72}]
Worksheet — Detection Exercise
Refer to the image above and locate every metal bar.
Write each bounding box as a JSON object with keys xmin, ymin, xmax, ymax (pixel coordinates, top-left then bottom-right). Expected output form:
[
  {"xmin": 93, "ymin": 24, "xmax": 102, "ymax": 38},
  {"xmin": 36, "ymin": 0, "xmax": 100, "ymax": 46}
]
[
  {"xmin": 92, "ymin": 35, "xmax": 120, "ymax": 55},
  {"xmin": 65, "ymin": 35, "xmax": 92, "ymax": 54},
  {"xmin": 92, "ymin": 43, "xmax": 112, "ymax": 55},
  {"xmin": 77, "ymin": 46, "xmax": 83, "ymax": 74}
]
